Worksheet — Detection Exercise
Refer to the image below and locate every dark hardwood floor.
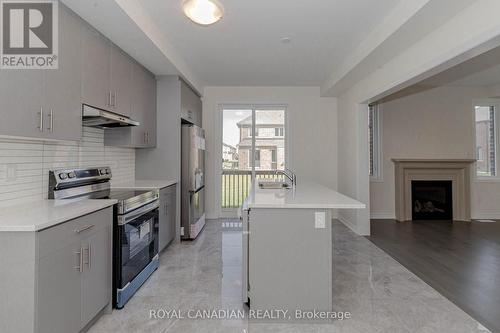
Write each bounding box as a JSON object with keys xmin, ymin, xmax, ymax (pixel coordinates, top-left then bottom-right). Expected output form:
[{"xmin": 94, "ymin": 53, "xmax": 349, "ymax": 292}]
[{"xmin": 368, "ymin": 219, "xmax": 500, "ymax": 333}]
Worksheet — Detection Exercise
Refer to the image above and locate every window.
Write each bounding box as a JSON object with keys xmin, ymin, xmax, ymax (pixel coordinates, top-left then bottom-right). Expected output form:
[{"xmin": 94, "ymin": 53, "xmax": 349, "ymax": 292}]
[
  {"xmin": 271, "ymin": 149, "xmax": 277, "ymax": 169},
  {"xmin": 475, "ymin": 104, "xmax": 497, "ymax": 177},
  {"xmin": 221, "ymin": 107, "xmax": 286, "ymax": 211},
  {"xmin": 369, "ymin": 104, "xmax": 380, "ymax": 179},
  {"xmin": 254, "ymin": 149, "xmax": 261, "ymax": 169},
  {"xmin": 275, "ymin": 127, "xmax": 284, "ymax": 137}
]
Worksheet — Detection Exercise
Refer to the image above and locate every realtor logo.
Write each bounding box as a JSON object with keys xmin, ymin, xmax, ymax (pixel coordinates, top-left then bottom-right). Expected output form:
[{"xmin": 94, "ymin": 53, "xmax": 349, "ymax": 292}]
[{"xmin": 1, "ymin": 0, "xmax": 58, "ymax": 69}]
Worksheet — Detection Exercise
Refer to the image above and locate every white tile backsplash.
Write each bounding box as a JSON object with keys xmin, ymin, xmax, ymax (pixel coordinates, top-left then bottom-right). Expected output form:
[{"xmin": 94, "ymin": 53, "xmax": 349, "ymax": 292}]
[{"xmin": 0, "ymin": 127, "xmax": 135, "ymax": 208}]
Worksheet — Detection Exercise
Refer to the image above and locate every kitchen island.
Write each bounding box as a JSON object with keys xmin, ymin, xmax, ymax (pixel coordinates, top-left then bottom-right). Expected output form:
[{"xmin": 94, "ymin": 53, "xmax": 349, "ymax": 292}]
[{"xmin": 242, "ymin": 180, "xmax": 365, "ymax": 313}]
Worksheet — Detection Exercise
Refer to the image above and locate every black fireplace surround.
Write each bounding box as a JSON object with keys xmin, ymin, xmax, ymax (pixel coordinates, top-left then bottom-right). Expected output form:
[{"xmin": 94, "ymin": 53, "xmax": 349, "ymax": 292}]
[{"xmin": 411, "ymin": 180, "xmax": 453, "ymax": 220}]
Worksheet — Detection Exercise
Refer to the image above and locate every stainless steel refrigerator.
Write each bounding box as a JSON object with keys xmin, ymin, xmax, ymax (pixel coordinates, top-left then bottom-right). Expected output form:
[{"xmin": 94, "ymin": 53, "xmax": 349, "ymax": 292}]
[{"xmin": 181, "ymin": 124, "xmax": 206, "ymax": 239}]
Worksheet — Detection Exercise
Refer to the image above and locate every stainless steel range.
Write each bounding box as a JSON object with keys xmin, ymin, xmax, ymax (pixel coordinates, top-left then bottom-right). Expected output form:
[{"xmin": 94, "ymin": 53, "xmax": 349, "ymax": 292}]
[{"xmin": 48, "ymin": 167, "xmax": 160, "ymax": 309}]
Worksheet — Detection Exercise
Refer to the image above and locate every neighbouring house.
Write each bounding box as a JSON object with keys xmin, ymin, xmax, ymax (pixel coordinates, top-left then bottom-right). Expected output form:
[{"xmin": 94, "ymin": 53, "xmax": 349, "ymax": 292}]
[
  {"xmin": 222, "ymin": 143, "xmax": 239, "ymax": 169},
  {"xmin": 475, "ymin": 106, "xmax": 495, "ymax": 176},
  {"xmin": 236, "ymin": 112, "xmax": 285, "ymax": 170}
]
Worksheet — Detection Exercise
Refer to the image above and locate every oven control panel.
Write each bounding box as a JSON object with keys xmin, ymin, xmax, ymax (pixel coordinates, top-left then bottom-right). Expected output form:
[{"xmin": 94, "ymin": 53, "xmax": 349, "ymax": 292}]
[{"xmin": 48, "ymin": 167, "xmax": 112, "ymax": 195}]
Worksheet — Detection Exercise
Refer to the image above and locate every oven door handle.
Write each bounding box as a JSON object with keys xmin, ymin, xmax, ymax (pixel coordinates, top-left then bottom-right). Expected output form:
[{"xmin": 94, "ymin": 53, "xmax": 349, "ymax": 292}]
[{"xmin": 118, "ymin": 200, "xmax": 160, "ymax": 225}]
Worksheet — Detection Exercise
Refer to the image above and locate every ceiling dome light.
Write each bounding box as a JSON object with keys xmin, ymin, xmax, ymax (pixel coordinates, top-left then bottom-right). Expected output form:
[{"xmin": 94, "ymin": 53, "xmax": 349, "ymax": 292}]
[{"xmin": 183, "ymin": 0, "xmax": 224, "ymax": 26}]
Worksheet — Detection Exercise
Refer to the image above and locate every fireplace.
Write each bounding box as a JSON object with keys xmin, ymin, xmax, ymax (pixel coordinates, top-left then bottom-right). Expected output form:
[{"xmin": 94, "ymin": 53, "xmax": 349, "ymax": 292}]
[
  {"xmin": 411, "ymin": 180, "xmax": 453, "ymax": 220},
  {"xmin": 392, "ymin": 159, "xmax": 475, "ymax": 221}
]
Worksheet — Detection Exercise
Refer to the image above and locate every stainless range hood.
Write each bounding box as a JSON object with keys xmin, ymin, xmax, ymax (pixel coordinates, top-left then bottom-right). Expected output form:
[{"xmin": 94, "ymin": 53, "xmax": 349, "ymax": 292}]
[{"xmin": 82, "ymin": 104, "xmax": 140, "ymax": 128}]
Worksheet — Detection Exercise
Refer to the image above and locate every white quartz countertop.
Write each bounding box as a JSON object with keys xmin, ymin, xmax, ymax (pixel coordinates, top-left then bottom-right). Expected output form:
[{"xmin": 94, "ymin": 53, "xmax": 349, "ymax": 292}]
[
  {"xmin": 244, "ymin": 180, "xmax": 366, "ymax": 209},
  {"xmin": 112, "ymin": 179, "xmax": 177, "ymax": 190},
  {"xmin": 0, "ymin": 199, "xmax": 117, "ymax": 232}
]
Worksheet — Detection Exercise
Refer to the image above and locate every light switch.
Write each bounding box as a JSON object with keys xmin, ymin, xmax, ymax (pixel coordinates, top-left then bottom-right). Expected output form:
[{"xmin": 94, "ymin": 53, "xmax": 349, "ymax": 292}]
[
  {"xmin": 6, "ymin": 164, "xmax": 17, "ymax": 182},
  {"xmin": 315, "ymin": 212, "xmax": 326, "ymax": 229}
]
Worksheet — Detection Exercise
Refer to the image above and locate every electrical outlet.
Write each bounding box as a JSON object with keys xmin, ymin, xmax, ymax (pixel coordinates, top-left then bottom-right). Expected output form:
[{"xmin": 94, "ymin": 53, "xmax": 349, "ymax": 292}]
[{"xmin": 315, "ymin": 212, "xmax": 326, "ymax": 229}]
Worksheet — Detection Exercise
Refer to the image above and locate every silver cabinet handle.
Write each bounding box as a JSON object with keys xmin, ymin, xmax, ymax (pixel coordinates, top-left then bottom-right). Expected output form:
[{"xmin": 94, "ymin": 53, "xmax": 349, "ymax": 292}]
[
  {"xmin": 113, "ymin": 91, "xmax": 117, "ymax": 108},
  {"xmin": 38, "ymin": 107, "xmax": 43, "ymax": 132},
  {"xmin": 74, "ymin": 248, "xmax": 84, "ymax": 273},
  {"xmin": 48, "ymin": 108, "xmax": 54, "ymax": 132},
  {"xmin": 108, "ymin": 91, "xmax": 112, "ymax": 107},
  {"xmin": 75, "ymin": 224, "xmax": 94, "ymax": 233},
  {"xmin": 85, "ymin": 243, "xmax": 91, "ymax": 269},
  {"xmin": 146, "ymin": 132, "xmax": 149, "ymax": 144}
]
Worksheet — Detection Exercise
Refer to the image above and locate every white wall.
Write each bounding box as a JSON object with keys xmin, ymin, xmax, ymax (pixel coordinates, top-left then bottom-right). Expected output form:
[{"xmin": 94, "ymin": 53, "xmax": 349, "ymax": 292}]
[
  {"xmin": 0, "ymin": 127, "xmax": 135, "ymax": 208},
  {"xmin": 202, "ymin": 86, "xmax": 337, "ymax": 219},
  {"xmin": 336, "ymin": 97, "xmax": 370, "ymax": 235},
  {"xmin": 370, "ymin": 85, "xmax": 500, "ymax": 219},
  {"xmin": 333, "ymin": 1, "xmax": 500, "ymax": 235}
]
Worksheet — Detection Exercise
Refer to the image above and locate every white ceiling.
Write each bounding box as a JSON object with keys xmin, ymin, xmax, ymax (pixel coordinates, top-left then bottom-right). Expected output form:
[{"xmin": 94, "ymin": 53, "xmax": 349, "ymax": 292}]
[{"xmin": 138, "ymin": 0, "xmax": 401, "ymax": 87}]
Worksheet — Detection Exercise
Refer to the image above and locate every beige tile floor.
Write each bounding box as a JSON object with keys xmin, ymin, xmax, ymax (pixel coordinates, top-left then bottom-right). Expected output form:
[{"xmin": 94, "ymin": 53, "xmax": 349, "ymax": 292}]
[{"xmin": 88, "ymin": 220, "xmax": 489, "ymax": 333}]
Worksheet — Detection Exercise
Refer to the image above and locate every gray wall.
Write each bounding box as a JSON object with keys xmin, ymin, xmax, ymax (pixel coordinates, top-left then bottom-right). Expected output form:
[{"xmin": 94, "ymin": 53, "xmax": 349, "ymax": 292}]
[{"xmin": 135, "ymin": 75, "xmax": 182, "ymax": 240}]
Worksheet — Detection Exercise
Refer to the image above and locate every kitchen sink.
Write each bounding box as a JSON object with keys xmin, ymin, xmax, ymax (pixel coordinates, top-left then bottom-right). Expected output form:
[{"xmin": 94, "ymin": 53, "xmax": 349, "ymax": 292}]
[{"xmin": 258, "ymin": 180, "xmax": 291, "ymax": 189}]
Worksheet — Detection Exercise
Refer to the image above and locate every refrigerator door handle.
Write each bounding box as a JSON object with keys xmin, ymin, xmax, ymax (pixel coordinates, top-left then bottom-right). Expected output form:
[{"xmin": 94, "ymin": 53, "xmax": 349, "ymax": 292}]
[{"xmin": 189, "ymin": 185, "xmax": 205, "ymax": 194}]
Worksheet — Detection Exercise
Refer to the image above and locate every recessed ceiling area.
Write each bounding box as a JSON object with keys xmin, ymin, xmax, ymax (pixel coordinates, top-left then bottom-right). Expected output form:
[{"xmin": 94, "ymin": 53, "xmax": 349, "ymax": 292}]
[
  {"xmin": 139, "ymin": 0, "xmax": 401, "ymax": 87},
  {"xmin": 417, "ymin": 45, "xmax": 500, "ymax": 88},
  {"xmin": 373, "ymin": 43, "xmax": 500, "ymax": 104}
]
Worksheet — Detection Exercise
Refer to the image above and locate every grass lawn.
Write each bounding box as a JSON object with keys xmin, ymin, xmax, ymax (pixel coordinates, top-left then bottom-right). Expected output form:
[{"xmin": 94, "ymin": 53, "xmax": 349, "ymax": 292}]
[{"xmin": 221, "ymin": 172, "xmax": 283, "ymax": 208}]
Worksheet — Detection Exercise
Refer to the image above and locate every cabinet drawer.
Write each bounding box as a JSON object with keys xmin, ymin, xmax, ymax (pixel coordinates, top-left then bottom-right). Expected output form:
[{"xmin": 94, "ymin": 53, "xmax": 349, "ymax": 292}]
[{"xmin": 38, "ymin": 207, "xmax": 112, "ymax": 258}]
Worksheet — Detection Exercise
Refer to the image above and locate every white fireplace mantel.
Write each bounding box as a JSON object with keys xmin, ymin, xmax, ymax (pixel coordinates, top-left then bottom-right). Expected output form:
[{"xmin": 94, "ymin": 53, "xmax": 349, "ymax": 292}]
[{"xmin": 392, "ymin": 159, "xmax": 476, "ymax": 221}]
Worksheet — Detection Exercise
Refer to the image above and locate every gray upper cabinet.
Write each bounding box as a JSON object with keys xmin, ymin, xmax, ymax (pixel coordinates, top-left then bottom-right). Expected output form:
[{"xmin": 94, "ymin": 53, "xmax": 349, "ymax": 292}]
[
  {"xmin": 42, "ymin": 7, "xmax": 82, "ymax": 141},
  {"xmin": 81, "ymin": 25, "xmax": 111, "ymax": 111},
  {"xmin": 105, "ymin": 62, "xmax": 156, "ymax": 148},
  {"xmin": 181, "ymin": 80, "xmax": 202, "ymax": 127},
  {"xmin": 142, "ymin": 65, "xmax": 157, "ymax": 147},
  {"xmin": 131, "ymin": 62, "xmax": 157, "ymax": 148},
  {"xmin": 82, "ymin": 26, "xmax": 135, "ymax": 117},
  {"xmin": 0, "ymin": 70, "xmax": 44, "ymax": 139},
  {"xmin": 0, "ymin": 4, "xmax": 82, "ymax": 142},
  {"xmin": 0, "ymin": 4, "xmax": 156, "ymax": 143},
  {"xmin": 110, "ymin": 46, "xmax": 132, "ymax": 117}
]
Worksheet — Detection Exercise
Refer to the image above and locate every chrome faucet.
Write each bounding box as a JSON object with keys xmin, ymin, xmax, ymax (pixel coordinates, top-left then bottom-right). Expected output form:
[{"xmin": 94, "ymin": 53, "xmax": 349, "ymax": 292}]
[{"xmin": 275, "ymin": 168, "xmax": 297, "ymax": 187}]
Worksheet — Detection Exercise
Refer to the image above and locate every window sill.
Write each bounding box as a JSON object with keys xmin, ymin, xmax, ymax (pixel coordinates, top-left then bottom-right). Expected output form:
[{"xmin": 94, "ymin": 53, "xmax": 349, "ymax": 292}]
[
  {"xmin": 474, "ymin": 177, "xmax": 500, "ymax": 183},
  {"xmin": 370, "ymin": 176, "xmax": 384, "ymax": 183}
]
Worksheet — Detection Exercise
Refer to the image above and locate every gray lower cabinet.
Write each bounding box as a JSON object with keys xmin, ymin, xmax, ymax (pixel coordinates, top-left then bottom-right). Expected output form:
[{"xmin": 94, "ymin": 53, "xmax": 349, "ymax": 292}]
[
  {"xmin": 80, "ymin": 225, "xmax": 112, "ymax": 326},
  {"xmin": 159, "ymin": 184, "xmax": 176, "ymax": 251},
  {"xmin": 0, "ymin": 207, "xmax": 113, "ymax": 333},
  {"xmin": 244, "ymin": 208, "xmax": 333, "ymax": 312},
  {"xmin": 38, "ymin": 240, "xmax": 82, "ymax": 333}
]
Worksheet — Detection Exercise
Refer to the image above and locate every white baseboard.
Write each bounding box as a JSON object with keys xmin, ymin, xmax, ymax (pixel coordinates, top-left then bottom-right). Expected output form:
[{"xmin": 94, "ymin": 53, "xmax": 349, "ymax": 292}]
[
  {"xmin": 472, "ymin": 212, "xmax": 500, "ymax": 220},
  {"xmin": 370, "ymin": 212, "xmax": 396, "ymax": 220},
  {"xmin": 338, "ymin": 213, "xmax": 358, "ymax": 234}
]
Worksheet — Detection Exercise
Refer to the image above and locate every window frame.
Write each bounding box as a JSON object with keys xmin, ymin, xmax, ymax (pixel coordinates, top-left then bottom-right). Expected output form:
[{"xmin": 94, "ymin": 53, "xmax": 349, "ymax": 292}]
[
  {"xmin": 254, "ymin": 149, "xmax": 261, "ymax": 169},
  {"xmin": 474, "ymin": 99, "xmax": 500, "ymax": 181},
  {"xmin": 369, "ymin": 104, "xmax": 382, "ymax": 181}
]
